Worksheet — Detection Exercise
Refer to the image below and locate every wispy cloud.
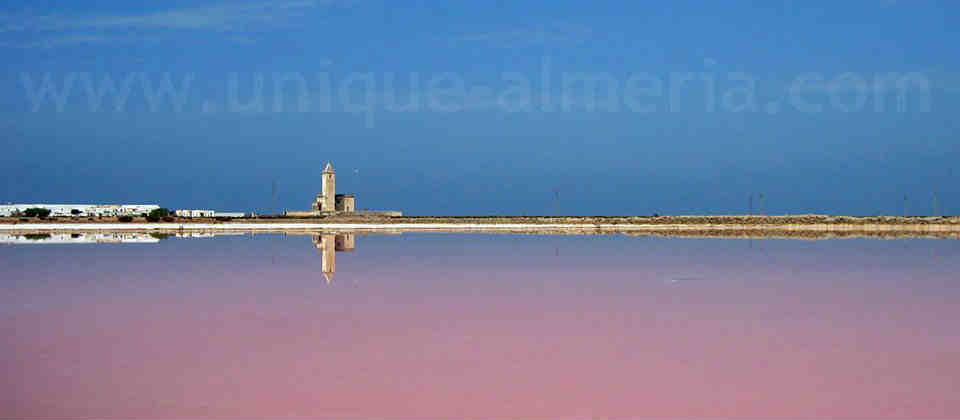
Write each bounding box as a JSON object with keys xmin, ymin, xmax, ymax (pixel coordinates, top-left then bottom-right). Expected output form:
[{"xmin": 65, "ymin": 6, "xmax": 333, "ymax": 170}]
[
  {"xmin": 0, "ymin": 34, "xmax": 117, "ymax": 48},
  {"xmin": 453, "ymin": 23, "xmax": 592, "ymax": 48},
  {"xmin": 0, "ymin": 0, "xmax": 354, "ymax": 47}
]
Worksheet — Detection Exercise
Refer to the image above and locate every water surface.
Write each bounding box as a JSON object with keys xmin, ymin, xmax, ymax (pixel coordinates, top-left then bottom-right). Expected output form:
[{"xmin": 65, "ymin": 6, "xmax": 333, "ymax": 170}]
[{"xmin": 2, "ymin": 233, "xmax": 959, "ymax": 418}]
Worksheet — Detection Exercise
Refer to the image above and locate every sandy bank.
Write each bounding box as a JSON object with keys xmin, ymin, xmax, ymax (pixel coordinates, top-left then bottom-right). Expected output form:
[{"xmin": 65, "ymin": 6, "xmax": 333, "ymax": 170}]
[{"xmin": 2, "ymin": 222, "xmax": 959, "ymax": 236}]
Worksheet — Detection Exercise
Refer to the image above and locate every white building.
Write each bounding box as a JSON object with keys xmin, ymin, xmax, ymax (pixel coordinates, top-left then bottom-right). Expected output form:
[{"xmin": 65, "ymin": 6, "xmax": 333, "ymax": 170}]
[
  {"xmin": 175, "ymin": 209, "xmax": 215, "ymax": 218},
  {"xmin": 175, "ymin": 210, "xmax": 247, "ymax": 218},
  {"xmin": 0, "ymin": 204, "xmax": 159, "ymax": 217}
]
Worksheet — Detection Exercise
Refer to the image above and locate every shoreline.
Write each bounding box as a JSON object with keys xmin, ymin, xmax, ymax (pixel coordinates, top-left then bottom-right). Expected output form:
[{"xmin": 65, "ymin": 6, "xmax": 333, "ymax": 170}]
[
  {"xmin": 2, "ymin": 222, "xmax": 959, "ymax": 239},
  {"xmin": 3, "ymin": 215, "xmax": 958, "ymax": 225}
]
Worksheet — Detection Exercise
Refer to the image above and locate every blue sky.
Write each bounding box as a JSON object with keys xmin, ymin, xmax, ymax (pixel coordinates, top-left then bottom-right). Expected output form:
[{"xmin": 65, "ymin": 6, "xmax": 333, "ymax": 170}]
[{"xmin": 1, "ymin": 0, "xmax": 957, "ymax": 216}]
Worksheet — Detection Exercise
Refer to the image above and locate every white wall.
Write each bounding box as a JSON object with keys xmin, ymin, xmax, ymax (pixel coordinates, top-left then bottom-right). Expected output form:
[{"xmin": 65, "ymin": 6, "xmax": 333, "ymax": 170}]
[{"xmin": 0, "ymin": 204, "xmax": 159, "ymax": 217}]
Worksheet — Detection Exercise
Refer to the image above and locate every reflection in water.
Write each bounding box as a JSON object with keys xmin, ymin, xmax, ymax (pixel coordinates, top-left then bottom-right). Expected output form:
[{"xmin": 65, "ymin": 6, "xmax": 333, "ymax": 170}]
[
  {"xmin": 2, "ymin": 234, "xmax": 960, "ymax": 417},
  {"xmin": 313, "ymin": 234, "xmax": 356, "ymax": 283},
  {"xmin": 0, "ymin": 232, "xmax": 162, "ymax": 243},
  {"xmin": 0, "ymin": 231, "xmax": 255, "ymax": 244},
  {"xmin": 2, "ymin": 231, "xmax": 363, "ymax": 284}
]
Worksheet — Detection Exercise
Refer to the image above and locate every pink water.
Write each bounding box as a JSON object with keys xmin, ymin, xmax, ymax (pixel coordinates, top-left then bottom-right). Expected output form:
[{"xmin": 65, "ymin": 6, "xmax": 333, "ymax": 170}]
[{"xmin": 2, "ymin": 234, "xmax": 959, "ymax": 418}]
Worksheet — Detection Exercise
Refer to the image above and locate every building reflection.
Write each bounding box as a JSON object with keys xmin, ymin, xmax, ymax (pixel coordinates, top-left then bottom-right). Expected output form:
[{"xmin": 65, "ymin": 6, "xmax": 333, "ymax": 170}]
[
  {"xmin": 0, "ymin": 232, "xmax": 162, "ymax": 244},
  {"xmin": 312, "ymin": 233, "xmax": 355, "ymax": 284},
  {"xmin": 2, "ymin": 231, "xmax": 361, "ymax": 284}
]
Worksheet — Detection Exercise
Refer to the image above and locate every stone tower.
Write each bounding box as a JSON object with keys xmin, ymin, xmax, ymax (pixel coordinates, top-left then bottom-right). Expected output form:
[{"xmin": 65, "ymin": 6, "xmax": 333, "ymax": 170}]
[{"xmin": 321, "ymin": 162, "xmax": 336, "ymax": 212}]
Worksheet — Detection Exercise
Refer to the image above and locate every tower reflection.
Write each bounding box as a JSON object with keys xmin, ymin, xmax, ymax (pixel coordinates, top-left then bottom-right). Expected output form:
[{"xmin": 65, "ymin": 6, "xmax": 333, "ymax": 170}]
[{"xmin": 312, "ymin": 233, "xmax": 355, "ymax": 284}]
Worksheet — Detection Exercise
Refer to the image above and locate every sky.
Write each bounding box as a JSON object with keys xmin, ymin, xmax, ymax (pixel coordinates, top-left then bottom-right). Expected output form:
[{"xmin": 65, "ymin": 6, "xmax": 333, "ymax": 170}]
[{"xmin": 1, "ymin": 0, "xmax": 958, "ymax": 216}]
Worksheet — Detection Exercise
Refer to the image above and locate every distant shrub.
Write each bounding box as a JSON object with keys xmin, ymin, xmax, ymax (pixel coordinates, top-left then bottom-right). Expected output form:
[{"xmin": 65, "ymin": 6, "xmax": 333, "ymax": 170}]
[
  {"xmin": 19, "ymin": 218, "xmax": 29, "ymax": 222},
  {"xmin": 23, "ymin": 208, "xmax": 51, "ymax": 218},
  {"xmin": 162, "ymin": 216, "xmax": 175, "ymax": 222},
  {"xmin": 149, "ymin": 208, "xmax": 171, "ymax": 218},
  {"xmin": 145, "ymin": 216, "xmax": 160, "ymax": 222},
  {"xmin": 118, "ymin": 216, "xmax": 134, "ymax": 222},
  {"xmin": 215, "ymin": 216, "xmax": 232, "ymax": 222}
]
